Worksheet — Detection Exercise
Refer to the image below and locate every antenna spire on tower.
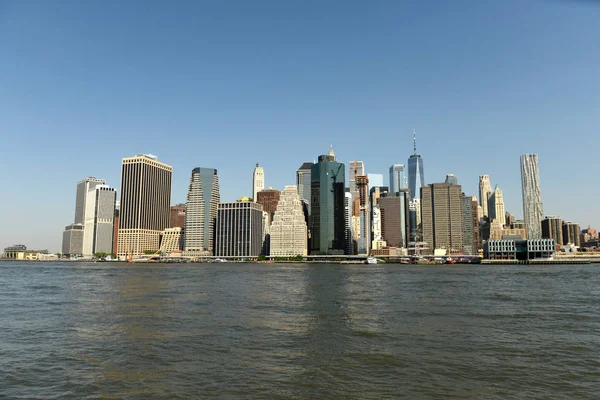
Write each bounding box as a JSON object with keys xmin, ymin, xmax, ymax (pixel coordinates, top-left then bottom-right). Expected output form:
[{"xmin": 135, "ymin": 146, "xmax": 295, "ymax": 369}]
[{"xmin": 413, "ymin": 129, "xmax": 417, "ymax": 154}]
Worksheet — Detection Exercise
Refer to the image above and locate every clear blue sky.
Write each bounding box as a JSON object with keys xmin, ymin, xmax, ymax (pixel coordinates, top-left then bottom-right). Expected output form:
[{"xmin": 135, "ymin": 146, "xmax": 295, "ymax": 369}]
[{"xmin": 1, "ymin": 0, "xmax": 598, "ymax": 251}]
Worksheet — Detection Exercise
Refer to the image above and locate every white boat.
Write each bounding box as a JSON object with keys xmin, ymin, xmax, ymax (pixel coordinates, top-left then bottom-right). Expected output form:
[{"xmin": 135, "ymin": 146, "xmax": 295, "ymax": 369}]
[
  {"xmin": 366, "ymin": 256, "xmax": 378, "ymax": 264},
  {"xmin": 211, "ymin": 258, "xmax": 227, "ymax": 263}
]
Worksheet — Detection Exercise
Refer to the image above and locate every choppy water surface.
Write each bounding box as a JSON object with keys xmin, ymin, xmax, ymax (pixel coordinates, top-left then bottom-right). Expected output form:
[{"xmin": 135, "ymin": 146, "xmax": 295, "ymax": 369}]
[{"xmin": 1, "ymin": 262, "xmax": 599, "ymax": 399}]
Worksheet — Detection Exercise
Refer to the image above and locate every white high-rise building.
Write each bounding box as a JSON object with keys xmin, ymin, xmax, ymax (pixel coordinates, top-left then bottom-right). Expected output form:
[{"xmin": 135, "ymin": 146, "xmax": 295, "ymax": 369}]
[
  {"xmin": 372, "ymin": 205, "xmax": 382, "ymax": 241},
  {"xmin": 479, "ymin": 175, "xmax": 492, "ymax": 218},
  {"xmin": 184, "ymin": 168, "xmax": 220, "ymax": 256},
  {"xmin": 521, "ymin": 154, "xmax": 543, "ymax": 239},
  {"xmin": 488, "ymin": 185, "xmax": 505, "ymax": 227},
  {"xmin": 82, "ymin": 184, "xmax": 116, "ymax": 257},
  {"xmin": 269, "ymin": 186, "xmax": 307, "ymax": 256},
  {"xmin": 252, "ymin": 163, "xmax": 264, "ymax": 201},
  {"xmin": 389, "ymin": 164, "xmax": 406, "ymax": 193}
]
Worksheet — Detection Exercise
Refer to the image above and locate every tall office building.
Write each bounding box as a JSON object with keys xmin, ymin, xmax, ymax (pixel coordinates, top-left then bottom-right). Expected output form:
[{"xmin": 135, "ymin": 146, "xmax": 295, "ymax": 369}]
[
  {"xmin": 542, "ymin": 216, "xmax": 563, "ymax": 246},
  {"xmin": 421, "ymin": 183, "xmax": 464, "ymax": 254},
  {"xmin": 170, "ymin": 205, "xmax": 186, "ymax": 228},
  {"xmin": 349, "ymin": 160, "xmax": 365, "ymax": 195},
  {"xmin": 184, "ymin": 167, "xmax": 220, "ymax": 256},
  {"xmin": 521, "ymin": 154, "xmax": 543, "ymax": 239},
  {"xmin": 296, "ymin": 162, "xmax": 314, "ymax": 215},
  {"xmin": 113, "ymin": 201, "xmax": 120, "ymax": 255},
  {"xmin": 562, "ymin": 221, "xmax": 581, "ymax": 246},
  {"xmin": 409, "ymin": 198, "xmax": 421, "ymax": 242},
  {"xmin": 408, "ymin": 130, "xmax": 425, "ymax": 199},
  {"xmin": 462, "ymin": 194, "xmax": 474, "ymax": 255},
  {"xmin": 62, "ymin": 224, "xmax": 84, "ymax": 257},
  {"xmin": 344, "ymin": 190, "xmax": 353, "ymax": 255},
  {"xmin": 252, "ymin": 163, "xmax": 264, "ymax": 201},
  {"xmin": 256, "ymin": 188, "xmax": 281, "ymax": 224},
  {"xmin": 355, "ymin": 174, "xmax": 370, "ymax": 255},
  {"xmin": 118, "ymin": 154, "xmax": 172, "ymax": 256},
  {"xmin": 479, "ymin": 175, "xmax": 492, "ymax": 218},
  {"xmin": 471, "ymin": 196, "xmax": 480, "ymax": 252},
  {"xmin": 214, "ymin": 202, "xmax": 264, "ymax": 257},
  {"xmin": 488, "ymin": 185, "xmax": 505, "ymax": 226},
  {"xmin": 83, "ymin": 185, "xmax": 117, "ymax": 256},
  {"xmin": 310, "ymin": 146, "xmax": 346, "ymax": 254},
  {"xmin": 389, "ymin": 164, "xmax": 406, "ymax": 193},
  {"xmin": 269, "ymin": 186, "xmax": 308, "ymax": 257},
  {"xmin": 445, "ymin": 174, "xmax": 459, "ymax": 185},
  {"xmin": 379, "ymin": 189, "xmax": 411, "ymax": 248},
  {"xmin": 62, "ymin": 177, "xmax": 107, "ymax": 258}
]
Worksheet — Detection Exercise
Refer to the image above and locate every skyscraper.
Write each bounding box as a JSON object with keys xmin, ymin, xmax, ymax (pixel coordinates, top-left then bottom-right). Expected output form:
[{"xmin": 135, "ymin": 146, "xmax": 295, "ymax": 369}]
[
  {"xmin": 118, "ymin": 154, "xmax": 172, "ymax": 257},
  {"xmin": 542, "ymin": 216, "xmax": 563, "ymax": 246},
  {"xmin": 310, "ymin": 146, "xmax": 346, "ymax": 254},
  {"xmin": 488, "ymin": 185, "xmax": 505, "ymax": 226},
  {"xmin": 355, "ymin": 174, "xmax": 370, "ymax": 255},
  {"xmin": 349, "ymin": 160, "xmax": 365, "ymax": 195},
  {"xmin": 269, "ymin": 186, "xmax": 308, "ymax": 257},
  {"xmin": 379, "ymin": 190, "xmax": 410, "ymax": 248},
  {"xmin": 389, "ymin": 164, "xmax": 406, "ymax": 194},
  {"xmin": 445, "ymin": 174, "xmax": 459, "ymax": 185},
  {"xmin": 296, "ymin": 162, "xmax": 314, "ymax": 215},
  {"xmin": 83, "ymin": 184, "xmax": 117, "ymax": 257},
  {"xmin": 407, "ymin": 130, "xmax": 425, "ymax": 199},
  {"xmin": 214, "ymin": 202, "xmax": 264, "ymax": 257},
  {"xmin": 521, "ymin": 154, "xmax": 543, "ymax": 240},
  {"xmin": 421, "ymin": 183, "xmax": 464, "ymax": 254},
  {"xmin": 62, "ymin": 176, "xmax": 106, "ymax": 258},
  {"xmin": 184, "ymin": 167, "xmax": 220, "ymax": 256},
  {"xmin": 252, "ymin": 163, "xmax": 264, "ymax": 201},
  {"xmin": 256, "ymin": 188, "xmax": 281, "ymax": 224},
  {"xmin": 562, "ymin": 221, "xmax": 581, "ymax": 246},
  {"xmin": 479, "ymin": 175, "xmax": 492, "ymax": 218},
  {"xmin": 462, "ymin": 194, "xmax": 474, "ymax": 255}
]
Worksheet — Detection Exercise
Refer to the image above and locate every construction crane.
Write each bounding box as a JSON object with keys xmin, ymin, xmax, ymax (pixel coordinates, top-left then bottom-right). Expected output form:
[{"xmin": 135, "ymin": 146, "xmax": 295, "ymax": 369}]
[{"xmin": 329, "ymin": 164, "xmax": 343, "ymax": 192}]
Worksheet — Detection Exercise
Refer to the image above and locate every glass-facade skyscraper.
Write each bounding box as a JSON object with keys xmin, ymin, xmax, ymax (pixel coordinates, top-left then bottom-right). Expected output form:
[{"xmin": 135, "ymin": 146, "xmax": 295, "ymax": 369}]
[
  {"xmin": 310, "ymin": 146, "xmax": 346, "ymax": 255},
  {"xmin": 407, "ymin": 130, "xmax": 425, "ymax": 199},
  {"xmin": 184, "ymin": 167, "xmax": 220, "ymax": 256},
  {"xmin": 389, "ymin": 164, "xmax": 406, "ymax": 194},
  {"xmin": 520, "ymin": 154, "xmax": 543, "ymax": 240}
]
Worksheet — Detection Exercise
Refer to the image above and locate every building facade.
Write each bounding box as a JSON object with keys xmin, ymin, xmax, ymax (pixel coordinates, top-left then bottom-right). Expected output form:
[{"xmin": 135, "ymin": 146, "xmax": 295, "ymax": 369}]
[
  {"xmin": 83, "ymin": 185, "xmax": 117, "ymax": 256},
  {"xmin": 407, "ymin": 130, "xmax": 425, "ymax": 199},
  {"xmin": 379, "ymin": 190, "xmax": 410, "ymax": 248},
  {"xmin": 296, "ymin": 162, "xmax": 314, "ymax": 216},
  {"xmin": 462, "ymin": 194, "xmax": 474, "ymax": 255},
  {"xmin": 562, "ymin": 221, "xmax": 581, "ymax": 246},
  {"xmin": 160, "ymin": 227, "xmax": 184, "ymax": 253},
  {"xmin": 252, "ymin": 163, "xmax": 264, "ymax": 201},
  {"xmin": 349, "ymin": 160, "xmax": 365, "ymax": 195},
  {"xmin": 445, "ymin": 174, "xmax": 459, "ymax": 185},
  {"xmin": 421, "ymin": 183, "xmax": 464, "ymax": 254},
  {"xmin": 256, "ymin": 188, "xmax": 281, "ymax": 224},
  {"xmin": 118, "ymin": 154, "xmax": 172, "ymax": 257},
  {"xmin": 389, "ymin": 164, "xmax": 406, "ymax": 193},
  {"xmin": 269, "ymin": 186, "xmax": 308, "ymax": 257},
  {"xmin": 184, "ymin": 167, "xmax": 220, "ymax": 256},
  {"xmin": 521, "ymin": 154, "xmax": 544, "ymax": 239},
  {"xmin": 541, "ymin": 216, "xmax": 563, "ymax": 247},
  {"xmin": 479, "ymin": 175, "xmax": 492, "ymax": 218},
  {"xmin": 214, "ymin": 202, "xmax": 264, "ymax": 257},
  {"xmin": 62, "ymin": 224, "xmax": 84, "ymax": 257},
  {"xmin": 170, "ymin": 205, "xmax": 186, "ymax": 228},
  {"xmin": 310, "ymin": 146, "xmax": 346, "ymax": 254},
  {"xmin": 484, "ymin": 239, "xmax": 555, "ymax": 260},
  {"xmin": 488, "ymin": 185, "xmax": 505, "ymax": 227}
]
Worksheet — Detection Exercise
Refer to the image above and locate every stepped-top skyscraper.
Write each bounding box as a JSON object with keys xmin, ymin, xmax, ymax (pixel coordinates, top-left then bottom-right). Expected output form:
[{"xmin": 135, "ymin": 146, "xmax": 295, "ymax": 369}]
[
  {"xmin": 407, "ymin": 130, "xmax": 425, "ymax": 199},
  {"xmin": 252, "ymin": 163, "xmax": 264, "ymax": 201},
  {"xmin": 118, "ymin": 154, "xmax": 172, "ymax": 257},
  {"xmin": 488, "ymin": 184, "xmax": 505, "ymax": 226},
  {"xmin": 521, "ymin": 154, "xmax": 543, "ymax": 239},
  {"xmin": 479, "ymin": 175, "xmax": 492, "ymax": 218},
  {"xmin": 389, "ymin": 164, "xmax": 406, "ymax": 194},
  {"xmin": 184, "ymin": 167, "xmax": 220, "ymax": 256},
  {"xmin": 310, "ymin": 146, "xmax": 346, "ymax": 254},
  {"xmin": 270, "ymin": 186, "xmax": 308, "ymax": 257}
]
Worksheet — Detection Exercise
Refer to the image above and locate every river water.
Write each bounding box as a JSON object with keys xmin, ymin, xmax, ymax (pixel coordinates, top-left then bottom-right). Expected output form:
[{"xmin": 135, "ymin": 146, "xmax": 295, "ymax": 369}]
[{"xmin": 1, "ymin": 262, "xmax": 599, "ymax": 399}]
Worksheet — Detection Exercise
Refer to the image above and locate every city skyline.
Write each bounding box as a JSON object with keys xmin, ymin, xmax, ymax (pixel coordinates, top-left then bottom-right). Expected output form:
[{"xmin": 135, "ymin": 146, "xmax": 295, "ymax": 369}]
[{"xmin": 2, "ymin": 1, "xmax": 599, "ymax": 251}]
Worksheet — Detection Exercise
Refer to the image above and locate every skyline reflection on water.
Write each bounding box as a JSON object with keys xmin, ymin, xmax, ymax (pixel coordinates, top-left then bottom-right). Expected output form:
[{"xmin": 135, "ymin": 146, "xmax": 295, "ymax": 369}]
[{"xmin": 1, "ymin": 262, "xmax": 599, "ymax": 399}]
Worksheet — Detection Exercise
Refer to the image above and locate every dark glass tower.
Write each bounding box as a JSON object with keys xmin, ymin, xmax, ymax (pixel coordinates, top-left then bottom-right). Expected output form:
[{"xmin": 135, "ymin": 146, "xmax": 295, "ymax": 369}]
[
  {"xmin": 408, "ymin": 130, "xmax": 425, "ymax": 199},
  {"xmin": 310, "ymin": 146, "xmax": 346, "ymax": 255}
]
